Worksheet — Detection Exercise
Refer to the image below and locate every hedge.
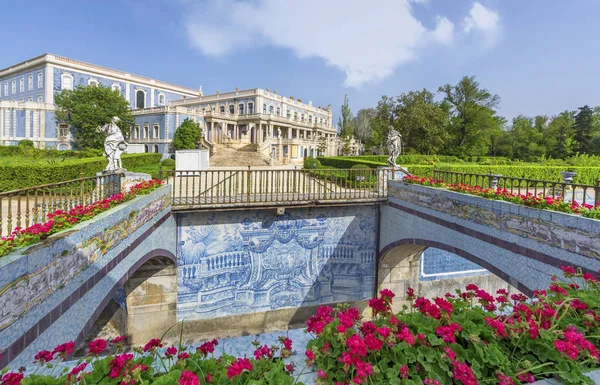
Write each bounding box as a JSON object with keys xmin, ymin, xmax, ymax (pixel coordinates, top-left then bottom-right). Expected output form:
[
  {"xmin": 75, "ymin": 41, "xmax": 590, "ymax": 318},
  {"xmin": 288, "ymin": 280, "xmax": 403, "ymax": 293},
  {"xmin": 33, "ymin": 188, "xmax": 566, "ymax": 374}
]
[{"xmin": 0, "ymin": 153, "xmax": 161, "ymax": 192}]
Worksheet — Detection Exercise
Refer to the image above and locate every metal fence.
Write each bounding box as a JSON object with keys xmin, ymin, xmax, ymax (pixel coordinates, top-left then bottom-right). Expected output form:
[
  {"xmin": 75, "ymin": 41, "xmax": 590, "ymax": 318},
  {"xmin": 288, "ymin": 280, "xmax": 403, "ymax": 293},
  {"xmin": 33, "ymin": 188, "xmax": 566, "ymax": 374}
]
[
  {"xmin": 433, "ymin": 169, "xmax": 600, "ymax": 207},
  {"xmin": 0, "ymin": 173, "xmax": 123, "ymax": 237},
  {"xmin": 164, "ymin": 167, "xmax": 392, "ymax": 210}
]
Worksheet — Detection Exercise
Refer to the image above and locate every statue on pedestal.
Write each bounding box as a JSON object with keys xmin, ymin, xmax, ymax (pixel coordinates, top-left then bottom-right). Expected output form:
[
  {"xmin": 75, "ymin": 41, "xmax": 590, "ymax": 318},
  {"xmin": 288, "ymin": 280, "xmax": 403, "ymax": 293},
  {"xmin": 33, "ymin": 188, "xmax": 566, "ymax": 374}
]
[
  {"xmin": 99, "ymin": 116, "xmax": 128, "ymax": 172},
  {"xmin": 386, "ymin": 126, "xmax": 402, "ymax": 167},
  {"xmin": 277, "ymin": 128, "xmax": 282, "ymax": 139}
]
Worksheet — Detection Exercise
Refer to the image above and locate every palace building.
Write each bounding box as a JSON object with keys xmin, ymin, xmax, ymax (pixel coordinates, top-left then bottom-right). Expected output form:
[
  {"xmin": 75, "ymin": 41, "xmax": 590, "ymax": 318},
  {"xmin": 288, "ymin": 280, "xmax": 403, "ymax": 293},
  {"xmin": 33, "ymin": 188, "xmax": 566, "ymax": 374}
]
[{"xmin": 0, "ymin": 54, "xmax": 360, "ymax": 163}]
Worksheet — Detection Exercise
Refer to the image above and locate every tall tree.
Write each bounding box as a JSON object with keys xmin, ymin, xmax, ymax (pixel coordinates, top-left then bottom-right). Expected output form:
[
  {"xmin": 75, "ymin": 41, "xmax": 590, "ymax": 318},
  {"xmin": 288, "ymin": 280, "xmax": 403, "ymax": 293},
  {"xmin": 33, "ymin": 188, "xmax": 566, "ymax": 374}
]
[
  {"xmin": 394, "ymin": 89, "xmax": 450, "ymax": 154},
  {"xmin": 438, "ymin": 76, "xmax": 502, "ymax": 157},
  {"xmin": 573, "ymin": 105, "xmax": 597, "ymax": 153},
  {"xmin": 172, "ymin": 119, "xmax": 202, "ymax": 151},
  {"xmin": 54, "ymin": 85, "xmax": 134, "ymax": 150},
  {"xmin": 509, "ymin": 115, "xmax": 545, "ymax": 161},
  {"xmin": 338, "ymin": 94, "xmax": 355, "ymax": 138},
  {"xmin": 352, "ymin": 108, "xmax": 376, "ymax": 145},
  {"xmin": 547, "ymin": 111, "xmax": 576, "ymax": 159},
  {"xmin": 370, "ymin": 96, "xmax": 397, "ymax": 148}
]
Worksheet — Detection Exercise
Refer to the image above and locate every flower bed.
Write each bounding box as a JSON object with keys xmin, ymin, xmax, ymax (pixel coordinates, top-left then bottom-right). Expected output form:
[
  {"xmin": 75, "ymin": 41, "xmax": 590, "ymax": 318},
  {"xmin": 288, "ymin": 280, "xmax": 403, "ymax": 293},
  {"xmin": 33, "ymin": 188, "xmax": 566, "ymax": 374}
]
[
  {"xmin": 1, "ymin": 334, "xmax": 300, "ymax": 385},
  {"xmin": 0, "ymin": 179, "xmax": 164, "ymax": 258},
  {"xmin": 305, "ymin": 267, "xmax": 599, "ymax": 385},
  {"xmin": 401, "ymin": 175, "xmax": 600, "ymax": 220}
]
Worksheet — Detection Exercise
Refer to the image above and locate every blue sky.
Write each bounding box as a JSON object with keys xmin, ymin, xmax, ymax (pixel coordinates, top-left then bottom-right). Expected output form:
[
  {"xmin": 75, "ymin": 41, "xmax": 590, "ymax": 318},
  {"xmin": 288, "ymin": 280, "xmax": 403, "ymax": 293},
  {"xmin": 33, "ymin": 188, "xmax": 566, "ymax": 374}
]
[{"xmin": 2, "ymin": 0, "xmax": 599, "ymax": 123}]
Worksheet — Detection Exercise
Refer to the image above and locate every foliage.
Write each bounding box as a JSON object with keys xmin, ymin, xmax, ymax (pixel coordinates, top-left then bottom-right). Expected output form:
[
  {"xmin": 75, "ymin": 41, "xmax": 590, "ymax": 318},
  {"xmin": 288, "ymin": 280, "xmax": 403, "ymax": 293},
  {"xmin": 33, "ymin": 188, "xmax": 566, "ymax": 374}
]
[
  {"xmin": 18, "ymin": 140, "xmax": 34, "ymax": 148},
  {"xmin": 303, "ymin": 157, "xmax": 321, "ymax": 169},
  {"xmin": 54, "ymin": 85, "xmax": 134, "ymax": 150},
  {"xmin": 306, "ymin": 269, "xmax": 600, "ymax": 385},
  {"xmin": 338, "ymin": 94, "xmax": 355, "ymax": 138},
  {"xmin": 402, "ymin": 175, "xmax": 600, "ymax": 219},
  {"xmin": 573, "ymin": 105, "xmax": 599, "ymax": 154},
  {"xmin": 352, "ymin": 108, "xmax": 376, "ymax": 145},
  {"xmin": 342, "ymin": 136, "xmax": 353, "ymax": 156},
  {"xmin": 317, "ymin": 135, "xmax": 329, "ymax": 156},
  {"xmin": 161, "ymin": 159, "xmax": 176, "ymax": 168},
  {"xmin": 6, "ymin": 334, "xmax": 300, "ymax": 385},
  {"xmin": 172, "ymin": 119, "xmax": 202, "ymax": 151},
  {"xmin": 439, "ymin": 76, "xmax": 505, "ymax": 157},
  {"xmin": 0, "ymin": 180, "xmax": 164, "ymax": 258},
  {"xmin": 0, "ymin": 154, "xmax": 161, "ymax": 192}
]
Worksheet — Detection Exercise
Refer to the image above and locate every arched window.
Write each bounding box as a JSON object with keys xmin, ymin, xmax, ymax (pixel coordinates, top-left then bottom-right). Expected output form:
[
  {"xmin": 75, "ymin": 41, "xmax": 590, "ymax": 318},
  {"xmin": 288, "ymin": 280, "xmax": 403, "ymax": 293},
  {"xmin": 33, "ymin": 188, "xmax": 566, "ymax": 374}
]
[
  {"xmin": 153, "ymin": 124, "xmax": 159, "ymax": 138},
  {"xmin": 134, "ymin": 125, "xmax": 140, "ymax": 139},
  {"xmin": 37, "ymin": 95, "xmax": 42, "ymax": 103},
  {"xmin": 3, "ymin": 82, "xmax": 7, "ymax": 96},
  {"xmin": 144, "ymin": 145, "xmax": 149, "ymax": 153},
  {"xmin": 153, "ymin": 144, "xmax": 159, "ymax": 153},
  {"xmin": 276, "ymin": 107, "xmax": 280, "ymax": 116},
  {"xmin": 37, "ymin": 73, "xmax": 43, "ymax": 88},
  {"xmin": 238, "ymin": 104, "xmax": 244, "ymax": 114},
  {"xmin": 19, "ymin": 77, "xmax": 24, "ymax": 92},
  {"xmin": 11, "ymin": 80, "xmax": 16, "ymax": 94},
  {"xmin": 158, "ymin": 93, "xmax": 165, "ymax": 105},
  {"xmin": 269, "ymin": 105, "xmax": 274, "ymax": 114},
  {"xmin": 136, "ymin": 90, "xmax": 145, "ymax": 109},
  {"xmin": 28, "ymin": 75, "xmax": 33, "ymax": 91},
  {"xmin": 263, "ymin": 104, "xmax": 267, "ymax": 113},
  {"xmin": 248, "ymin": 103, "xmax": 253, "ymax": 114},
  {"xmin": 27, "ymin": 97, "xmax": 32, "ymax": 102},
  {"xmin": 58, "ymin": 124, "xmax": 70, "ymax": 137},
  {"xmin": 229, "ymin": 105, "xmax": 234, "ymax": 114},
  {"xmin": 144, "ymin": 125, "xmax": 149, "ymax": 138},
  {"xmin": 61, "ymin": 74, "xmax": 73, "ymax": 91}
]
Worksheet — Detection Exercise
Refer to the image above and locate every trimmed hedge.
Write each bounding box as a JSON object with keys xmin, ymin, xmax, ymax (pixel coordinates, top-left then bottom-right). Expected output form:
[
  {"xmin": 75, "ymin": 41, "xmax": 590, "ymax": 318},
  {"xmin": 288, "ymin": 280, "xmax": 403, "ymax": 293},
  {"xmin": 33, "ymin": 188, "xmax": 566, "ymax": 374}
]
[
  {"xmin": 317, "ymin": 156, "xmax": 386, "ymax": 169},
  {"xmin": 0, "ymin": 153, "xmax": 161, "ymax": 192}
]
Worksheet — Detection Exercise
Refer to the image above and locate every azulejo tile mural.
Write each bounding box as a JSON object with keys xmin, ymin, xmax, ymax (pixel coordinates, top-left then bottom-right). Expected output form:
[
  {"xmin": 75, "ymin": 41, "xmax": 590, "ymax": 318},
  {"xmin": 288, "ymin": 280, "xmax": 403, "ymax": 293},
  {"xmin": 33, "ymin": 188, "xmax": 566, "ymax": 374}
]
[{"xmin": 176, "ymin": 206, "xmax": 378, "ymax": 320}]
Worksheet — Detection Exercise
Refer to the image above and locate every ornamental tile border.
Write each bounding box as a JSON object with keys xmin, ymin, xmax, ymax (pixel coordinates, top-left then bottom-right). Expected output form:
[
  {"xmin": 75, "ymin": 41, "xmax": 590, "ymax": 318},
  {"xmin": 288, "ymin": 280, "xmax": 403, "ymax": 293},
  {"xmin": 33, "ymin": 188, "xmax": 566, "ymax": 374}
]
[
  {"xmin": 389, "ymin": 181, "xmax": 600, "ymax": 261},
  {"xmin": 0, "ymin": 186, "xmax": 171, "ymax": 332}
]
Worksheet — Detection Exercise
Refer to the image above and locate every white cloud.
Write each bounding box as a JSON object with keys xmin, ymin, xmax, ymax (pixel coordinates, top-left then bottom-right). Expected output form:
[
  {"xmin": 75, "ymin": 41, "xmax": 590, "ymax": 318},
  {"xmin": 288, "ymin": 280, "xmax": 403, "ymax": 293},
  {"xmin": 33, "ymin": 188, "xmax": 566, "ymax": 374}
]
[
  {"xmin": 180, "ymin": 0, "xmax": 457, "ymax": 88},
  {"xmin": 463, "ymin": 2, "xmax": 501, "ymax": 46}
]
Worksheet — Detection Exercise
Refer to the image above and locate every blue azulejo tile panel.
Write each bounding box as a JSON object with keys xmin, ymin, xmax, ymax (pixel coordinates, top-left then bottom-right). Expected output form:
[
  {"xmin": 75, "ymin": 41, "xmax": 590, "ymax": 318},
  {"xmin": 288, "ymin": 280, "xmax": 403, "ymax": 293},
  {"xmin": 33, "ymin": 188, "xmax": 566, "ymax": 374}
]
[
  {"xmin": 419, "ymin": 248, "xmax": 490, "ymax": 282},
  {"xmin": 175, "ymin": 206, "xmax": 377, "ymax": 320}
]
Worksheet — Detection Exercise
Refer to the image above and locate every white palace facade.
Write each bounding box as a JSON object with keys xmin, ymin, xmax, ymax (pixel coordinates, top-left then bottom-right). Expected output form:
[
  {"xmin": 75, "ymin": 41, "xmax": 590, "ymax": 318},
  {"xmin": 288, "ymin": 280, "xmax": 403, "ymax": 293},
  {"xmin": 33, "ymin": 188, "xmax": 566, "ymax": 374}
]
[{"xmin": 0, "ymin": 54, "xmax": 360, "ymax": 163}]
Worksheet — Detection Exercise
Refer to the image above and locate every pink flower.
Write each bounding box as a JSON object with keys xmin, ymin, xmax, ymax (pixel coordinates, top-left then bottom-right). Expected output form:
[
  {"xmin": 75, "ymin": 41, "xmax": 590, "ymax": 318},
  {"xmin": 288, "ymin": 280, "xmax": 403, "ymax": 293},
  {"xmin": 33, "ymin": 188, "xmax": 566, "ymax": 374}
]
[
  {"xmin": 178, "ymin": 352, "xmax": 190, "ymax": 360},
  {"xmin": 227, "ymin": 358, "xmax": 252, "ymax": 378},
  {"xmin": 113, "ymin": 335, "xmax": 126, "ymax": 344},
  {"xmin": 143, "ymin": 338, "xmax": 163, "ymax": 352},
  {"xmin": 165, "ymin": 346, "xmax": 177, "ymax": 358},
  {"xmin": 34, "ymin": 349, "xmax": 54, "ymax": 364},
  {"xmin": 68, "ymin": 363, "xmax": 87, "ymax": 381},
  {"xmin": 178, "ymin": 370, "xmax": 199, "ymax": 385},
  {"xmin": 305, "ymin": 349, "xmax": 315, "ymax": 363},
  {"xmin": 53, "ymin": 341, "xmax": 74, "ymax": 358},
  {"xmin": 400, "ymin": 365, "xmax": 409, "ymax": 379},
  {"xmin": 1, "ymin": 372, "xmax": 24, "ymax": 385},
  {"xmin": 517, "ymin": 372, "xmax": 535, "ymax": 383},
  {"xmin": 317, "ymin": 369, "xmax": 328, "ymax": 379},
  {"xmin": 88, "ymin": 338, "xmax": 107, "ymax": 355},
  {"xmin": 285, "ymin": 363, "xmax": 295, "ymax": 374},
  {"xmin": 424, "ymin": 379, "xmax": 440, "ymax": 385},
  {"xmin": 347, "ymin": 334, "xmax": 367, "ymax": 357},
  {"xmin": 379, "ymin": 288, "xmax": 395, "ymax": 301}
]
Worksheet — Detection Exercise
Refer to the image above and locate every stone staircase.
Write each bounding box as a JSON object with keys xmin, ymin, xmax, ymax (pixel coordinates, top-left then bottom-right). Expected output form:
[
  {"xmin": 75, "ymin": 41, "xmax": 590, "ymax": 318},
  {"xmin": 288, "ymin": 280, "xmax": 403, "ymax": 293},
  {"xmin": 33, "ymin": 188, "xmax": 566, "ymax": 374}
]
[{"xmin": 210, "ymin": 143, "xmax": 271, "ymax": 167}]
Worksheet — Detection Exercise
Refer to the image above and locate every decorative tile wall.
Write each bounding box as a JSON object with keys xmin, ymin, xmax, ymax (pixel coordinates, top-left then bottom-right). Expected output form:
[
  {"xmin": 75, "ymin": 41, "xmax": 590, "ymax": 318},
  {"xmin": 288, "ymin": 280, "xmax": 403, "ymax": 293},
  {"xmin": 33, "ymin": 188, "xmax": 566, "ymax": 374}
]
[{"xmin": 176, "ymin": 206, "xmax": 378, "ymax": 320}]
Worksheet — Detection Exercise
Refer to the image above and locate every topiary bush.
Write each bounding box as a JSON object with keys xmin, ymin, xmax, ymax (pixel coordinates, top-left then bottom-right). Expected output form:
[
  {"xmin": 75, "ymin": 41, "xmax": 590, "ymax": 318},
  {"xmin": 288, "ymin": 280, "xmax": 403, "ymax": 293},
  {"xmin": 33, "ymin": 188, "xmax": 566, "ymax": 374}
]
[
  {"xmin": 18, "ymin": 140, "xmax": 34, "ymax": 148},
  {"xmin": 304, "ymin": 157, "xmax": 321, "ymax": 169},
  {"xmin": 161, "ymin": 158, "xmax": 176, "ymax": 168}
]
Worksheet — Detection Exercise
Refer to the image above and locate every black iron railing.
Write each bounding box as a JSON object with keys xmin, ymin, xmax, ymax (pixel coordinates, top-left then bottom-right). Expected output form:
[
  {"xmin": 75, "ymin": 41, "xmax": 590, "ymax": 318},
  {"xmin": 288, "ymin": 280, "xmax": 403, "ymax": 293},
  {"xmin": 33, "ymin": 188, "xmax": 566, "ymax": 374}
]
[
  {"xmin": 164, "ymin": 168, "xmax": 393, "ymax": 210},
  {"xmin": 433, "ymin": 169, "xmax": 600, "ymax": 207},
  {"xmin": 0, "ymin": 173, "xmax": 123, "ymax": 237}
]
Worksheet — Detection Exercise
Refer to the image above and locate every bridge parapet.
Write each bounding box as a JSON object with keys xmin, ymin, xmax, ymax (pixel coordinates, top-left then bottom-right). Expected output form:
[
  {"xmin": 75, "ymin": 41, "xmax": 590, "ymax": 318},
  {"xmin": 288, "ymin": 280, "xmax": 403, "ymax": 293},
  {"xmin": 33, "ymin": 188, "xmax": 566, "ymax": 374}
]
[
  {"xmin": 380, "ymin": 180, "xmax": 600, "ymax": 297},
  {"xmin": 0, "ymin": 185, "xmax": 174, "ymax": 368}
]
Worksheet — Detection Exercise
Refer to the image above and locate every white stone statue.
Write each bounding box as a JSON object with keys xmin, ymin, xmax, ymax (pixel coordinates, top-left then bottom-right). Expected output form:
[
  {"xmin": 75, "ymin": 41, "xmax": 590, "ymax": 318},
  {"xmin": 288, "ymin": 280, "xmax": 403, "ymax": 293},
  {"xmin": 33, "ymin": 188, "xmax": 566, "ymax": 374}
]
[
  {"xmin": 99, "ymin": 116, "xmax": 128, "ymax": 172},
  {"xmin": 277, "ymin": 128, "xmax": 281, "ymax": 139},
  {"xmin": 386, "ymin": 126, "xmax": 402, "ymax": 167}
]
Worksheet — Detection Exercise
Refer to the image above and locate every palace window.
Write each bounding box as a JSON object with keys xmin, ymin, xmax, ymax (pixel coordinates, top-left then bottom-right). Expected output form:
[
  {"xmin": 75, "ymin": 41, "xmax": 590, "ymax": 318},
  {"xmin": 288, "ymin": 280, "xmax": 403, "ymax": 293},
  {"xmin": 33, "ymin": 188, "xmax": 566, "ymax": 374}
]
[
  {"xmin": 219, "ymin": 105, "xmax": 225, "ymax": 113},
  {"xmin": 135, "ymin": 90, "xmax": 145, "ymax": 109},
  {"xmin": 263, "ymin": 104, "xmax": 267, "ymax": 113},
  {"xmin": 158, "ymin": 93, "xmax": 165, "ymax": 105},
  {"xmin": 61, "ymin": 74, "xmax": 73, "ymax": 91},
  {"xmin": 309, "ymin": 115, "xmax": 312, "ymax": 123},
  {"xmin": 239, "ymin": 104, "xmax": 244, "ymax": 114},
  {"xmin": 276, "ymin": 107, "xmax": 280, "ymax": 116},
  {"xmin": 11, "ymin": 80, "xmax": 16, "ymax": 94},
  {"xmin": 294, "ymin": 112, "xmax": 298, "ymax": 121},
  {"xmin": 112, "ymin": 84, "xmax": 121, "ymax": 93},
  {"xmin": 144, "ymin": 125, "xmax": 149, "ymax": 138},
  {"xmin": 153, "ymin": 144, "xmax": 159, "ymax": 153},
  {"xmin": 27, "ymin": 97, "xmax": 32, "ymax": 102},
  {"xmin": 134, "ymin": 125, "xmax": 140, "ymax": 139},
  {"xmin": 286, "ymin": 110, "xmax": 291, "ymax": 119},
  {"xmin": 301, "ymin": 113, "xmax": 304, "ymax": 122},
  {"xmin": 28, "ymin": 75, "xmax": 33, "ymax": 91},
  {"xmin": 269, "ymin": 105, "xmax": 274, "ymax": 114},
  {"xmin": 37, "ymin": 73, "xmax": 43, "ymax": 88},
  {"xmin": 144, "ymin": 145, "xmax": 149, "ymax": 153},
  {"xmin": 37, "ymin": 95, "xmax": 42, "ymax": 103},
  {"xmin": 248, "ymin": 103, "xmax": 253, "ymax": 114},
  {"xmin": 153, "ymin": 124, "xmax": 159, "ymax": 138},
  {"xmin": 3, "ymin": 82, "xmax": 7, "ymax": 96},
  {"xmin": 58, "ymin": 124, "xmax": 69, "ymax": 137},
  {"xmin": 19, "ymin": 77, "xmax": 24, "ymax": 92},
  {"xmin": 229, "ymin": 105, "xmax": 234, "ymax": 114},
  {"xmin": 88, "ymin": 79, "xmax": 99, "ymax": 87}
]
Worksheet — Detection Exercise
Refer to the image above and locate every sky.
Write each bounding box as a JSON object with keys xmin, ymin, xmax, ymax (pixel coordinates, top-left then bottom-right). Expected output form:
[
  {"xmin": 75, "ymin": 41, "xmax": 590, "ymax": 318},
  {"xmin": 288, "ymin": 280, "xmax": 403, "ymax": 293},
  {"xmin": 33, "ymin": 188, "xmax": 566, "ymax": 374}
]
[{"xmin": 1, "ymin": 0, "xmax": 600, "ymax": 124}]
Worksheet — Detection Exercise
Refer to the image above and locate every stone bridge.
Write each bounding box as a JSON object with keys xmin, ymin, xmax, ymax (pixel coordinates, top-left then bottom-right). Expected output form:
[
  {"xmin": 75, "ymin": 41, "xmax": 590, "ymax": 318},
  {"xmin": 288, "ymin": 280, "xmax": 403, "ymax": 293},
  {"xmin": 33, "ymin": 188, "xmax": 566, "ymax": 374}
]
[{"xmin": 1, "ymin": 177, "xmax": 599, "ymax": 368}]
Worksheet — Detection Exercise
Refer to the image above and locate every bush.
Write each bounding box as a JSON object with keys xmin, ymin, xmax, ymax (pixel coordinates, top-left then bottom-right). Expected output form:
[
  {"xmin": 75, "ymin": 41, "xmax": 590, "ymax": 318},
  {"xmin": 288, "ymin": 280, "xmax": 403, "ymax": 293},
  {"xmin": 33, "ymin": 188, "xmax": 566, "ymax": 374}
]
[
  {"xmin": 0, "ymin": 153, "xmax": 161, "ymax": 192},
  {"xmin": 317, "ymin": 157, "xmax": 385, "ymax": 169},
  {"xmin": 18, "ymin": 140, "xmax": 34, "ymax": 148},
  {"xmin": 306, "ymin": 268, "xmax": 600, "ymax": 385},
  {"xmin": 161, "ymin": 158, "xmax": 176, "ymax": 168},
  {"xmin": 303, "ymin": 157, "xmax": 321, "ymax": 169}
]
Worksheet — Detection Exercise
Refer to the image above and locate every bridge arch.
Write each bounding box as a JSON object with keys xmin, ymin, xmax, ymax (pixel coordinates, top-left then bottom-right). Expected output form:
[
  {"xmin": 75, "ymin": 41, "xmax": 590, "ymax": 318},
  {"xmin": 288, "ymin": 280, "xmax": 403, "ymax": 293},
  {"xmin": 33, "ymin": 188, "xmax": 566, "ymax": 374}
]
[{"xmin": 377, "ymin": 239, "xmax": 529, "ymax": 311}]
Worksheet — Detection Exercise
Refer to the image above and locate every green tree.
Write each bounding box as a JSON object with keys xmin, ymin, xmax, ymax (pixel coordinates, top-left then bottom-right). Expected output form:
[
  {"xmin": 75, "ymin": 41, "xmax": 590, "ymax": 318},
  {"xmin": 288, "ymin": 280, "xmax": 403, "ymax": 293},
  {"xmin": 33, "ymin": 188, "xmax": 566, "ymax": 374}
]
[
  {"xmin": 438, "ymin": 76, "xmax": 502, "ymax": 157},
  {"xmin": 54, "ymin": 85, "xmax": 133, "ymax": 150},
  {"xmin": 317, "ymin": 135, "xmax": 328, "ymax": 156},
  {"xmin": 338, "ymin": 94, "xmax": 355, "ymax": 138},
  {"xmin": 352, "ymin": 108, "xmax": 376, "ymax": 145},
  {"xmin": 341, "ymin": 136, "xmax": 353, "ymax": 155},
  {"xmin": 394, "ymin": 89, "xmax": 450, "ymax": 155},
  {"xmin": 573, "ymin": 105, "xmax": 597, "ymax": 154},
  {"xmin": 172, "ymin": 119, "xmax": 202, "ymax": 151},
  {"xmin": 509, "ymin": 115, "xmax": 545, "ymax": 161},
  {"xmin": 370, "ymin": 96, "xmax": 397, "ymax": 148},
  {"xmin": 547, "ymin": 111, "xmax": 576, "ymax": 159}
]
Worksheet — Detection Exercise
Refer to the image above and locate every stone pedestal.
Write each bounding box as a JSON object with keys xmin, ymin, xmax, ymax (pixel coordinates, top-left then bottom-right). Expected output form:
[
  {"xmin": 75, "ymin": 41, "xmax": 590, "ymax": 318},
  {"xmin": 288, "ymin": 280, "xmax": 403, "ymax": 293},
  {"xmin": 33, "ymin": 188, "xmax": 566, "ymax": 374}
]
[
  {"xmin": 120, "ymin": 172, "xmax": 152, "ymax": 192},
  {"xmin": 376, "ymin": 166, "xmax": 409, "ymax": 194}
]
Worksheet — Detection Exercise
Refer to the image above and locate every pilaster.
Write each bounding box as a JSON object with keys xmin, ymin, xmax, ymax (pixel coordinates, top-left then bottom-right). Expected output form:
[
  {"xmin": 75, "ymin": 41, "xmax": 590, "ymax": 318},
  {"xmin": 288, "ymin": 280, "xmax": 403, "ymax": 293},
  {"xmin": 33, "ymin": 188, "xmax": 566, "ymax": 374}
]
[{"xmin": 44, "ymin": 66, "xmax": 54, "ymax": 105}]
